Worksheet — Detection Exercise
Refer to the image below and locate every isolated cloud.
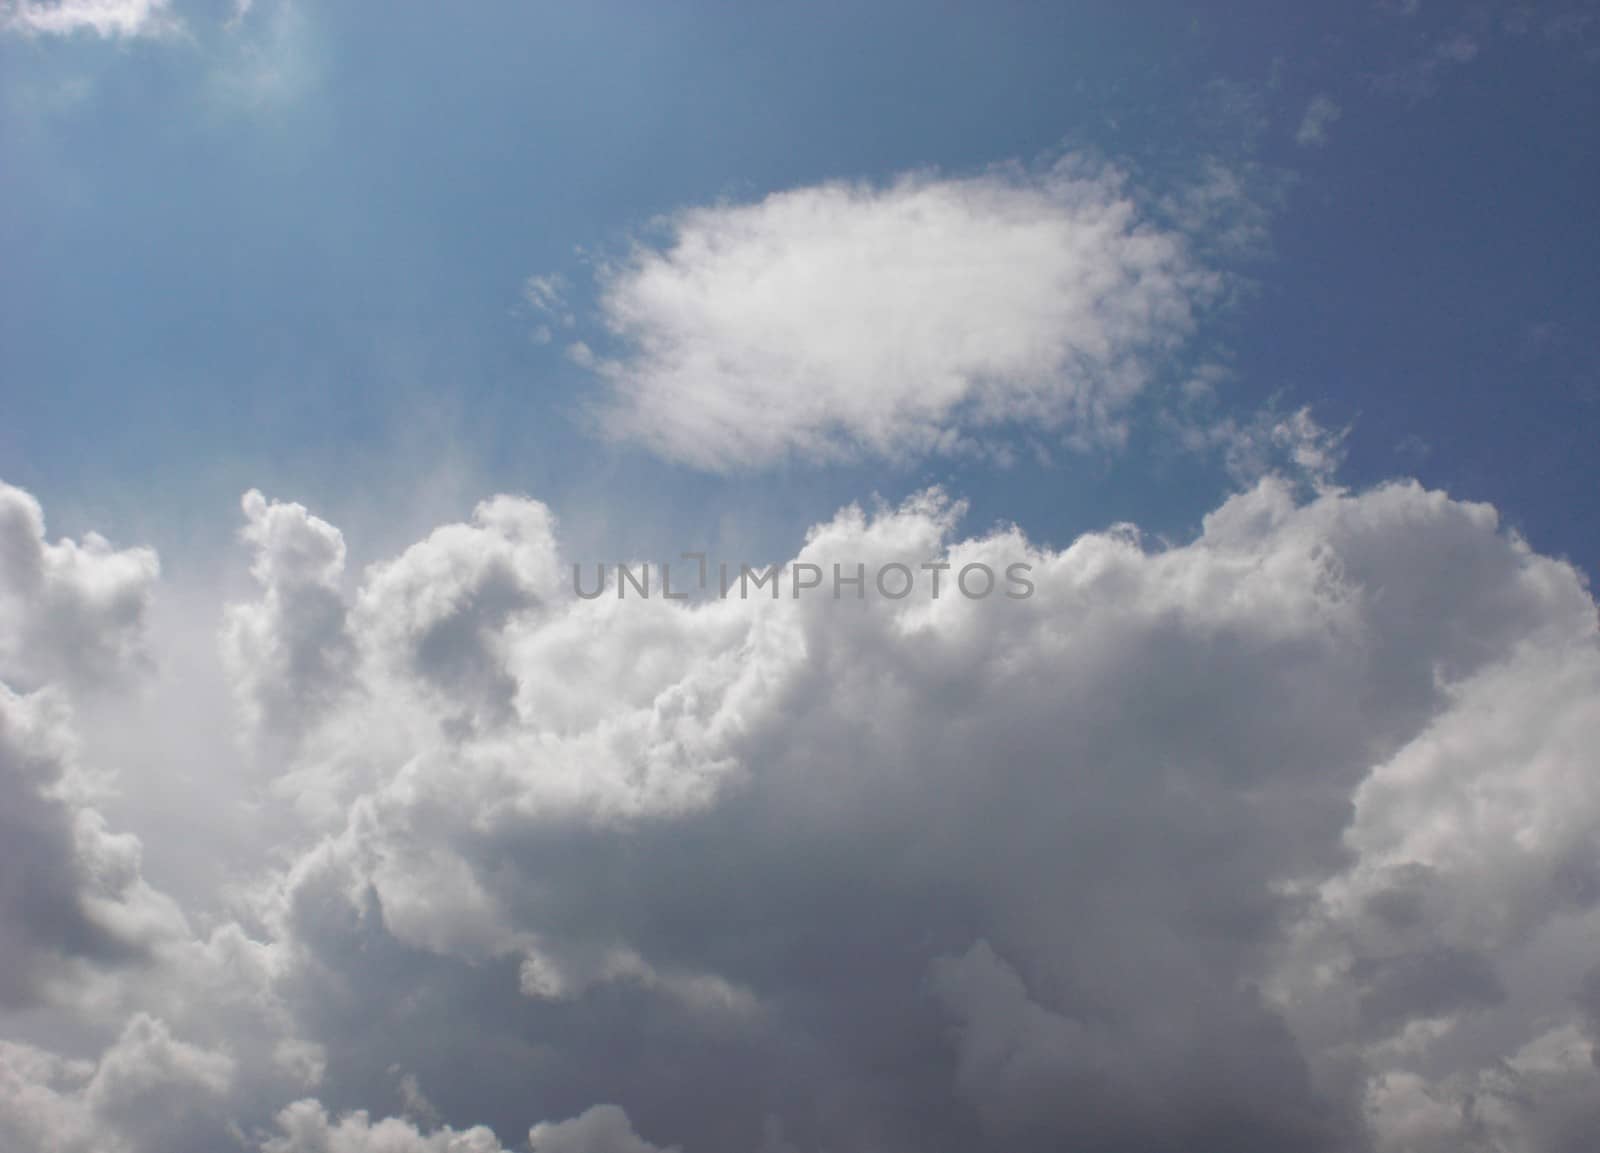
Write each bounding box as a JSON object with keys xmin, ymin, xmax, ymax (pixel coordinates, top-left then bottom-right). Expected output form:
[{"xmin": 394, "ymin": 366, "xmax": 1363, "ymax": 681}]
[
  {"xmin": 3, "ymin": 476, "xmax": 1599, "ymax": 1152},
  {"xmin": 1171, "ymin": 402, "xmax": 1350, "ymax": 488},
  {"xmin": 1296, "ymin": 94, "xmax": 1343, "ymax": 147},
  {"xmin": 588, "ymin": 160, "xmax": 1214, "ymax": 469}
]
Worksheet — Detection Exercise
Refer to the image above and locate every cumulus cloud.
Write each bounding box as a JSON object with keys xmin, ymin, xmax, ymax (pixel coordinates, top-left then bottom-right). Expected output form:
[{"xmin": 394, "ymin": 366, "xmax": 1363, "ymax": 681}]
[
  {"xmin": 230, "ymin": 475, "xmax": 1596, "ymax": 1152},
  {"xmin": 528, "ymin": 1105, "xmax": 675, "ymax": 1153},
  {"xmin": 222, "ymin": 490, "xmax": 355, "ymax": 746},
  {"xmin": 586, "ymin": 160, "xmax": 1214, "ymax": 469},
  {"xmin": 256, "ymin": 1098, "xmax": 669, "ymax": 1153},
  {"xmin": 0, "ymin": 481, "xmax": 159, "ymax": 693},
  {"xmin": 3, "ymin": 476, "xmax": 1599, "ymax": 1152},
  {"xmin": 0, "ymin": 1015, "xmax": 233, "ymax": 1153},
  {"xmin": 262, "ymin": 1098, "xmax": 510, "ymax": 1153},
  {"xmin": 354, "ymin": 493, "xmax": 562, "ymax": 733},
  {"xmin": 0, "ymin": 683, "xmax": 188, "ymax": 1007}
]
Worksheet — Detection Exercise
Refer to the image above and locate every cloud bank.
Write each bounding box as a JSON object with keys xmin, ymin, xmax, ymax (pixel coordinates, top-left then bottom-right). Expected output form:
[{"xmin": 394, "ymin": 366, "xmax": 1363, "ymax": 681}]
[{"xmin": 1, "ymin": 474, "xmax": 1598, "ymax": 1152}]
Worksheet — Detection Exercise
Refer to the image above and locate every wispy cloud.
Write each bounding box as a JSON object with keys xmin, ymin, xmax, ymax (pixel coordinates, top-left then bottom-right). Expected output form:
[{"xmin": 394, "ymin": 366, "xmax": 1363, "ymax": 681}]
[{"xmin": 1295, "ymin": 93, "xmax": 1342, "ymax": 147}]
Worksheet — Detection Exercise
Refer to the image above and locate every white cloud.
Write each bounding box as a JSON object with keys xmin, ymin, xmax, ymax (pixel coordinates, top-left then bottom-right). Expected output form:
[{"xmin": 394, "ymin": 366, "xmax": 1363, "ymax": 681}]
[
  {"xmin": 256, "ymin": 1099, "xmax": 672, "ymax": 1153},
  {"xmin": 221, "ymin": 490, "xmax": 355, "ymax": 747},
  {"xmin": 0, "ymin": 481, "xmax": 159, "ymax": 693},
  {"xmin": 587, "ymin": 160, "xmax": 1214, "ymax": 469},
  {"xmin": 1172, "ymin": 403, "xmax": 1350, "ymax": 489},
  {"xmin": 3, "ymin": 476, "xmax": 1600, "ymax": 1152},
  {"xmin": 0, "ymin": 1015, "xmax": 233, "ymax": 1153},
  {"xmin": 527, "ymin": 1105, "xmax": 676, "ymax": 1153},
  {"xmin": 263, "ymin": 1099, "xmax": 511, "ymax": 1153},
  {"xmin": 238, "ymin": 474, "xmax": 1597, "ymax": 1150},
  {"xmin": 353, "ymin": 493, "xmax": 563, "ymax": 732},
  {"xmin": 2, "ymin": 0, "xmax": 175, "ymax": 38},
  {"xmin": 2, "ymin": 0, "xmax": 316, "ymax": 109}
]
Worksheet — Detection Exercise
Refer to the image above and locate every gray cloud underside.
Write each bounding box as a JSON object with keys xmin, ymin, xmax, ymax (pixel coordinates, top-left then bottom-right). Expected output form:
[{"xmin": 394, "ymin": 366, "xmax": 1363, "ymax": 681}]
[{"xmin": 1, "ymin": 475, "xmax": 1598, "ymax": 1152}]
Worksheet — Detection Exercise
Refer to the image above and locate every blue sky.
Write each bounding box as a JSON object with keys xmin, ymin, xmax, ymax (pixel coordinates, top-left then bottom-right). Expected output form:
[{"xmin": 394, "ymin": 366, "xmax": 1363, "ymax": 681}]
[{"xmin": 4, "ymin": 0, "xmax": 1595, "ymax": 577}]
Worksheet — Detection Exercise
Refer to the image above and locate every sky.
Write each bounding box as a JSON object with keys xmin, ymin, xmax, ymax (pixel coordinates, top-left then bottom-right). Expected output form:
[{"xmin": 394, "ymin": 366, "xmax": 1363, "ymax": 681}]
[{"xmin": 1, "ymin": 3, "xmax": 1599, "ymax": 1152}]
